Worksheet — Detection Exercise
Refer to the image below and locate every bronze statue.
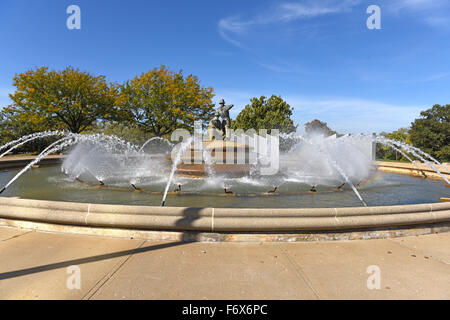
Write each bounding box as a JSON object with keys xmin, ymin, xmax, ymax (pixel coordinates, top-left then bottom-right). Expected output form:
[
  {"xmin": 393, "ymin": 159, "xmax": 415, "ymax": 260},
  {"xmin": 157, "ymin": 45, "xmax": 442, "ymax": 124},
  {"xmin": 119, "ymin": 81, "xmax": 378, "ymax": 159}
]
[{"xmin": 208, "ymin": 99, "xmax": 233, "ymax": 140}]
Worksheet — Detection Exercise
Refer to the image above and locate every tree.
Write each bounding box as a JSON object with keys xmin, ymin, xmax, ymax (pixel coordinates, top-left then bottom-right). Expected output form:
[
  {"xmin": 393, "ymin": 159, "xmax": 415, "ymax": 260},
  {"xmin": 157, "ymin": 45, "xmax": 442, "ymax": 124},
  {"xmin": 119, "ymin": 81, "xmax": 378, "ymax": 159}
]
[
  {"xmin": 6, "ymin": 66, "xmax": 118, "ymax": 133},
  {"xmin": 376, "ymin": 128, "xmax": 411, "ymax": 161},
  {"xmin": 87, "ymin": 121, "xmax": 152, "ymax": 146},
  {"xmin": 118, "ymin": 66, "xmax": 215, "ymax": 137},
  {"xmin": 304, "ymin": 119, "xmax": 336, "ymax": 136},
  {"xmin": 410, "ymin": 104, "xmax": 450, "ymax": 162},
  {"xmin": 0, "ymin": 107, "xmax": 59, "ymax": 153},
  {"xmin": 232, "ymin": 95, "xmax": 297, "ymax": 134}
]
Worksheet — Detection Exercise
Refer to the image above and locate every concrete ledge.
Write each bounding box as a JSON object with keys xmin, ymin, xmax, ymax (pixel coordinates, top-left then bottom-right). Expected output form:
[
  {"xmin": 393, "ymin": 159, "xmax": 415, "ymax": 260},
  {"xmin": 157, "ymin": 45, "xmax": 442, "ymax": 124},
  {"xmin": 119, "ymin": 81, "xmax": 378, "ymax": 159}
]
[
  {"xmin": 0, "ymin": 197, "xmax": 449, "ymax": 233},
  {"xmin": 377, "ymin": 161, "xmax": 450, "ymax": 181},
  {"xmin": 0, "ymin": 217, "xmax": 448, "ymax": 242},
  {"xmin": 0, "ymin": 154, "xmax": 65, "ymax": 170}
]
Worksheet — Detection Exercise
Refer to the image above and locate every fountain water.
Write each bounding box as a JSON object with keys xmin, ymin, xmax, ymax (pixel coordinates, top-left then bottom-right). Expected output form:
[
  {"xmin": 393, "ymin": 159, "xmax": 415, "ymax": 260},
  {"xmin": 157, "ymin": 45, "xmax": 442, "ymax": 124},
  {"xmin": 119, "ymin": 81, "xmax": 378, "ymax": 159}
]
[
  {"xmin": 284, "ymin": 133, "xmax": 368, "ymax": 206},
  {"xmin": 1, "ymin": 136, "xmax": 76, "ymax": 193},
  {"xmin": 0, "ymin": 131, "xmax": 68, "ymax": 160},
  {"xmin": 0, "ymin": 129, "xmax": 448, "ymax": 207},
  {"xmin": 139, "ymin": 137, "xmax": 173, "ymax": 153},
  {"xmin": 378, "ymin": 137, "xmax": 450, "ymax": 185},
  {"xmin": 161, "ymin": 136, "xmax": 194, "ymax": 206}
]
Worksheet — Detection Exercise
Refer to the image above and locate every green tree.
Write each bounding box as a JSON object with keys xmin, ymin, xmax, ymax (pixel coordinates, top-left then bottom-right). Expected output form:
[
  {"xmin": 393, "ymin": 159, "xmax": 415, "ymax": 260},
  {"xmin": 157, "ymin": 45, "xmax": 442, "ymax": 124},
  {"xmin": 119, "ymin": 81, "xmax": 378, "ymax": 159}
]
[
  {"xmin": 118, "ymin": 66, "xmax": 215, "ymax": 137},
  {"xmin": 304, "ymin": 119, "xmax": 336, "ymax": 136},
  {"xmin": 410, "ymin": 104, "xmax": 450, "ymax": 162},
  {"xmin": 232, "ymin": 95, "xmax": 297, "ymax": 134},
  {"xmin": 87, "ymin": 121, "xmax": 152, "ymax": 146},
  {"xmin": 6, "ymin": 66, "xmax": 118, "ymax": 133},
  {"xmin": 376, "ymin": 128, "xmax": 411, "ymax": 161},
  {"xmin": 0, "ymin": 107, "xmax": 59, "ymax": 153}
]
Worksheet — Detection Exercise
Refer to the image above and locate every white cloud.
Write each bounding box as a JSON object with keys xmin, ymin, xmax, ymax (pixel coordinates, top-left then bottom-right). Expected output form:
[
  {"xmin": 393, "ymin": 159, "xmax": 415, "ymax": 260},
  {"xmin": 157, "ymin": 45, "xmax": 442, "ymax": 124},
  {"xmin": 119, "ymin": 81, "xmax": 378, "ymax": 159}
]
[
  {"xmin": 287, "ymin": 96, "xmax": 423, "ymax": 134},
  {"xmin": 218, "ymin": 0, "xmax": 360, "ymax": 47},
  {"xmin": 219, "ymin": 0, "xmax": 450, "ymax": 48},
  {"xmin": 384, "ymin": 0, "xmax": 450, "ymax": 28},
  {"xmin": 387, "ymin": 0, "xmax": 448, "ymax": 11},
  {"xmin": 277, "ymin": 0, "xmax": 359, "ymax": 21},
  {"xmin": 420, "ymin": 72, "xmax": 450, "ymax": 83},
  {"xmin": 218, "ymin": 17, "xmax": 254, "ymax": 47},
  {"xmin": 256, "ymin": 61, "xmax": 305, "ymax": 73}
]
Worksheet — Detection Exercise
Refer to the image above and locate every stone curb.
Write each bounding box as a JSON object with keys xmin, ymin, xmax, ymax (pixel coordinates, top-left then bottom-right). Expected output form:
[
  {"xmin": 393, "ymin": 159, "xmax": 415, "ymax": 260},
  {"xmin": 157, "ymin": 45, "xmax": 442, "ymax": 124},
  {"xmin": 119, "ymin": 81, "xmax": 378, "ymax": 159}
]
[{"xmin": 0, "ymin": 197, "xmax": 449, "ymax": 232}]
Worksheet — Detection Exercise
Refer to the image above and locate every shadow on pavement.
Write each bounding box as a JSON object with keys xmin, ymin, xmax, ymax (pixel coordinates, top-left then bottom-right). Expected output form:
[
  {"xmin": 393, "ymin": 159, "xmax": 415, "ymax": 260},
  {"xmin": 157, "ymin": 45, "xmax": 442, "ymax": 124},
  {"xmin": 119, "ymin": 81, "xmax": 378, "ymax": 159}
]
[{"xmin": 0, "ymin": 241, "xmax": 185, "ymax": 280}]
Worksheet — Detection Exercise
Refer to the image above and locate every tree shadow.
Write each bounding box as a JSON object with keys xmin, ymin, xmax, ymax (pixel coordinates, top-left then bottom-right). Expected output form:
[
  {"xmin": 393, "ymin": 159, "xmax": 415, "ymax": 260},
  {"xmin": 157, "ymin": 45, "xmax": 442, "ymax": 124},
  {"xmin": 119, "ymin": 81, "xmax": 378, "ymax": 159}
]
[
  {"xmin": 0, "ymin": 241, "xmax": 184, "ymax": 281},
  {"xmin": 175, "ymin": 207, "xmax": 205, "ymax": 242},
  {"xmin": 0, "ymin": 207, "xmax": 208, "ymax": 281}
]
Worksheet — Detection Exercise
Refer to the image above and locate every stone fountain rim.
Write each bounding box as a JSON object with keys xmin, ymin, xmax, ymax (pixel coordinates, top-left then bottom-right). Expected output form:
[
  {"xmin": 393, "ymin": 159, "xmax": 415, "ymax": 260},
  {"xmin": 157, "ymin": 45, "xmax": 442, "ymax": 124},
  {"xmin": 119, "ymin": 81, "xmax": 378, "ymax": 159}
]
[{"xmin": 0, "ymin": 196, "xmax": 449, "ymax": 233}]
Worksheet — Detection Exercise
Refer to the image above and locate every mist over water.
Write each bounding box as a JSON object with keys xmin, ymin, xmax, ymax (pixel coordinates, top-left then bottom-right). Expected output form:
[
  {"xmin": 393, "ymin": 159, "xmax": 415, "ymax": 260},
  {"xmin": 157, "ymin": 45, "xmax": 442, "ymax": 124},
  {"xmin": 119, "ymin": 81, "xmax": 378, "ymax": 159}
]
[{"xmin": 0, "ymin": 130, "xmax": 448, "ymax": 207}]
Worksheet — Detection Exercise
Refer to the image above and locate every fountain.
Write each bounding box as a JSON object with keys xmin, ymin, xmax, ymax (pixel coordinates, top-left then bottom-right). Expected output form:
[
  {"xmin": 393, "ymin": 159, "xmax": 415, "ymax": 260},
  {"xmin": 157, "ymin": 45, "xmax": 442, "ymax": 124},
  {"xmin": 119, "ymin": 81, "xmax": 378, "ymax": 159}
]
[{"xmin": 0, "ymin": 100, "xmax": 449, "ymax": 242}]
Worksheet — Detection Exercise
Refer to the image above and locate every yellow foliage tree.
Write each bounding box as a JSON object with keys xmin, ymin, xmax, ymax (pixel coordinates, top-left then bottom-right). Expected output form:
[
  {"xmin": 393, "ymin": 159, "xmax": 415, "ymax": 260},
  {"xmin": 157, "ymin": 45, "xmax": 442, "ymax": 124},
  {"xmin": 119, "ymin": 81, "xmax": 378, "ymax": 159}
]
[
  {"xmin": 6, "ymin": 66, "xmax": 118, "ymax": 133},
  {"xmin": 118, "ymin": 66, "xmax": 215, "ymax": 137}
]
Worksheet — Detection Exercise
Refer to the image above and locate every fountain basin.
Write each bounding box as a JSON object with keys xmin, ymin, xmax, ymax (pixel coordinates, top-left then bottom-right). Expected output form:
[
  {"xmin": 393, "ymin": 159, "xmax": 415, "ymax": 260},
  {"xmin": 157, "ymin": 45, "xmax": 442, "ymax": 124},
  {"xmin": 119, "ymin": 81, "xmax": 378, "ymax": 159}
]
[{"xmin": 1, "ymin": 157, "xmax": 449, "ymax": 241}]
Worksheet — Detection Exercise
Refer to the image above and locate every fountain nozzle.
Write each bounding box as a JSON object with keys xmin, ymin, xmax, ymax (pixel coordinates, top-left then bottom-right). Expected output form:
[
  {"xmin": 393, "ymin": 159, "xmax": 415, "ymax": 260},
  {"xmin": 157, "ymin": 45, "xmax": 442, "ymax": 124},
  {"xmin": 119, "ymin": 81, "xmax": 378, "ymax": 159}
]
[
  {"xmin": 98, "ymin": 180, "xmax": 105, "ymax": 186},
  {"xmin": 75, "ymin": 177, "xmax": 84, "ymax": 183},
  {"xmin": 131, "ymin": 184, "xmax": 141, "ymax": 191},
  {"xmin": 160, "ymin": 200, "xmax": 166, "ymax": 207},
  {"xmin": 0, "ymin": 187, "xmax": 5, "ymax": 194},
  {"xmin": 310, "ymin": 186, "xmax": 317, "ymax": 192},
  {"xmin": 268, "ymin": 186, "xmax": 278, "ymax": 193},
  {"xmin": 224, "ymin": 188, "xmax": 233, "ymax": 194}
]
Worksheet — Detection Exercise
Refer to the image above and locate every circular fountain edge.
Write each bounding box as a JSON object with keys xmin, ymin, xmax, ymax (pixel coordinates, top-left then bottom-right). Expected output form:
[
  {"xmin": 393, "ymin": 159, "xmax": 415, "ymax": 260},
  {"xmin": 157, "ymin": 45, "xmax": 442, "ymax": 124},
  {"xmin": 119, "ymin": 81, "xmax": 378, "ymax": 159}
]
[{"xmin": 0, "ymin": 196, "xmax": 449, "ymax": 242}]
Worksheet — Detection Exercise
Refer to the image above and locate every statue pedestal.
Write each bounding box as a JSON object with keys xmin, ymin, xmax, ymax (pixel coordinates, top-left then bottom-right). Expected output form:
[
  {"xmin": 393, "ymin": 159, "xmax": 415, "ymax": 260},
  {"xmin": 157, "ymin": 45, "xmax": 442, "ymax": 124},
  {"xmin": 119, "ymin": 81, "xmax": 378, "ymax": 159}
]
[{"xmin": 167, "ymin": 141, "xmax": 253, "ymax": 178}]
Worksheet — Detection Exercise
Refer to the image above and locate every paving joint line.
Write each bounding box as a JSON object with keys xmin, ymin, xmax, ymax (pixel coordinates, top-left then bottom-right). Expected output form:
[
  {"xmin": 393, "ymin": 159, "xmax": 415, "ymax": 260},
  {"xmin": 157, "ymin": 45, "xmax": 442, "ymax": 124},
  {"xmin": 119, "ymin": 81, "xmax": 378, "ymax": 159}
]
[
  {"xmin": 280, "ymin": 247, "xmax": 321, "ymax": 299},
  {"xmin": 0, "ymin": 230, "xmax": 34, "ymax": 243},
  {"xmin": 82, "ymin": 240, "xmax": 147, "ymax": 300}
]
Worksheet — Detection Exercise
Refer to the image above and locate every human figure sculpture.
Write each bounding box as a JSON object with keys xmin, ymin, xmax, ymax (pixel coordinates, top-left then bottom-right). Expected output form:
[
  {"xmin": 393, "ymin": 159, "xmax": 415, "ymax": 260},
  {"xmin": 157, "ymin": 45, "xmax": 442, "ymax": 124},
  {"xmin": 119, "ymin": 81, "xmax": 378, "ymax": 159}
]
[
  {"xmin": 217, "ymin": 99, "xmax": 234, "ymax": 140},
  {"xmin": 207, "ymin": 99, "xmax": 234, "ymax": 141},
  {"xmin": 207, "ymin": 112, "xmax": 223, "ymax": 141}
]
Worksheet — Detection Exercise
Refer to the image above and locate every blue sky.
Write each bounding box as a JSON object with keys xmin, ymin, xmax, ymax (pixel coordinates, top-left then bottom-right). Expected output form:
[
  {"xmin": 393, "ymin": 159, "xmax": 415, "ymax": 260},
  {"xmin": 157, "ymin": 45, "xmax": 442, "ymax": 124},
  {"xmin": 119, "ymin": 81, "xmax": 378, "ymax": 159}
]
[{"xmin": 0, "ymin": 0, "xmax": 449, "ymax": 134}]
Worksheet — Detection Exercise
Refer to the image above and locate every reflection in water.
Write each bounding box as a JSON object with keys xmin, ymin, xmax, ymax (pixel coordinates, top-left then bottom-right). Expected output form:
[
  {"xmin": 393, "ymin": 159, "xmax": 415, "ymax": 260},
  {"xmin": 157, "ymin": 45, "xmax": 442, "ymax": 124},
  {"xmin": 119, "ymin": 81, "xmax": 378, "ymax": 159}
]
[{"xmin": 0, "ymin": 166, "xmax": 447, "ymax": 208}]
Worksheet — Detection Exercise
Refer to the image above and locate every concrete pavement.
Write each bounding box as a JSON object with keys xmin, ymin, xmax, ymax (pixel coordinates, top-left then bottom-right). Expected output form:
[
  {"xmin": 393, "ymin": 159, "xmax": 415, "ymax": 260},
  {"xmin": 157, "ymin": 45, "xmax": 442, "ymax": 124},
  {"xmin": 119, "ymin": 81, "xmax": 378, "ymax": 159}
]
[{"xmin": 0, "ymin": 226, "xmax": 448, "ymax": 299}]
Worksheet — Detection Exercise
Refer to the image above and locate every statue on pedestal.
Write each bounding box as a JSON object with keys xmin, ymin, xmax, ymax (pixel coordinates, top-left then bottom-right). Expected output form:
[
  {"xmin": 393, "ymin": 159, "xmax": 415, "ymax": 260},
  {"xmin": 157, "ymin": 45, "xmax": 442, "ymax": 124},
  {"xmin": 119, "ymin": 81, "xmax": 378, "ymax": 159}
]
[{"xmin": 208, "ymin": 99, "xmax": 233, "ymax": 141}]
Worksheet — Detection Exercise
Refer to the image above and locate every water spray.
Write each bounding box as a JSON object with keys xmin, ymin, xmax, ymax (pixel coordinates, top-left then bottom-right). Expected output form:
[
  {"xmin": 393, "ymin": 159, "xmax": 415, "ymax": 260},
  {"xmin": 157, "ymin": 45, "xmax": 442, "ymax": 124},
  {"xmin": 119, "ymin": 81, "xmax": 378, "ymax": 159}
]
[
  {"xmin": 381, "ymin": 137, "xmax": 450, "ymax": 185},
  {"xmin": 293, "ymin": 134, "xmax": 368, "ymax": 207},
  {"xmin": 160, "ymin": 136, "xmax": 194, "ymax": 207}
]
